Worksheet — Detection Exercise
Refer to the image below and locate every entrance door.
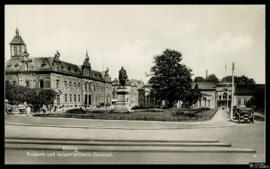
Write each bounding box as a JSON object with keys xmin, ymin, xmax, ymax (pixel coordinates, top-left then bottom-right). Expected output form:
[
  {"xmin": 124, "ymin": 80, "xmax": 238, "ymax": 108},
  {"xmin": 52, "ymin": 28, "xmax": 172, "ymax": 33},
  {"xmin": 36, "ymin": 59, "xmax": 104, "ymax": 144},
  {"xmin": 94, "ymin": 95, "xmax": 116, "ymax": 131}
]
[
  {"xmin": 84, "ymin": 94, "xmax": 88, "ymax": 105},
  {"xmin": 88, "ymin": 95, "xmax": 91, "ymax": 105}
]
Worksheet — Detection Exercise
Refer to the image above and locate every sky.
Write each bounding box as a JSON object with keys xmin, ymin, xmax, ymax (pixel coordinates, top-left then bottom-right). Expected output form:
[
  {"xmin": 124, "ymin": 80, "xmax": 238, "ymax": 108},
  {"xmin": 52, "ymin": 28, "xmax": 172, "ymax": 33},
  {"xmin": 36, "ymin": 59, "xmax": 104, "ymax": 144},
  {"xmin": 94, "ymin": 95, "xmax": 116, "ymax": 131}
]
[{"xmin": 5, "ymin": 5, "xmax": 265, "ymax": 84}]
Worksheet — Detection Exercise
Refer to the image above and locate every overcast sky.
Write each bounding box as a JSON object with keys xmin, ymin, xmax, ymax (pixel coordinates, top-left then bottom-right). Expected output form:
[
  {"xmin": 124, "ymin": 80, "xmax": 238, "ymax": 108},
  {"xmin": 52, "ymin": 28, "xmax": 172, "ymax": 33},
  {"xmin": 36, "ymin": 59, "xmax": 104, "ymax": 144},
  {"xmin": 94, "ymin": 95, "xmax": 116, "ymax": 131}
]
[{"xmin": 5, "ymin": 5, "xmax": 265, "ymax": 84}]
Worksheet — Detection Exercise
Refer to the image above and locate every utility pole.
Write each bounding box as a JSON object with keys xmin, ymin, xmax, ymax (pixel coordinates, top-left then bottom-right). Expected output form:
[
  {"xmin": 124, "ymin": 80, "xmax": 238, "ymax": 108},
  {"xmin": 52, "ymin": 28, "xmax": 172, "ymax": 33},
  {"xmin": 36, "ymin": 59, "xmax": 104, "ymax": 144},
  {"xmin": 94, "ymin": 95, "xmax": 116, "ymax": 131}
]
[{"xmin": 230, "ymin": 62, "xmax": 235, "ymax": 121}]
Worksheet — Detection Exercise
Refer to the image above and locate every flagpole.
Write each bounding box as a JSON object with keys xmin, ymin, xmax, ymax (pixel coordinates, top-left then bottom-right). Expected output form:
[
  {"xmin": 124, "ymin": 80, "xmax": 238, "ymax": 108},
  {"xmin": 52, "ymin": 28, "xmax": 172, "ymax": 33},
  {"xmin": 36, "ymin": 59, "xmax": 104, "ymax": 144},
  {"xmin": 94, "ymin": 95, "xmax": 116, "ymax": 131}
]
[
  {"xmin": 225, "ymin": 62, "xmax": 227, "ymax": 78},
  {"xmin": 230, "ymin": 62, "xmax": 235, "ymax": 121}
]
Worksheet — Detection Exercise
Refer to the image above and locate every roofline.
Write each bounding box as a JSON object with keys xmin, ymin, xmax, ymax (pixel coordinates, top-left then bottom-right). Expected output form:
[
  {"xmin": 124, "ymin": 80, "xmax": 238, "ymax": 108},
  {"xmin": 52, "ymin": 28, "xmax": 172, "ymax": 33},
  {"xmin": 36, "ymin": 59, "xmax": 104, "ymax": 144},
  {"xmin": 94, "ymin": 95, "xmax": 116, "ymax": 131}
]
[{"xmin": 5, "ymin": 71, "xmax": 112, "ymax": 84}]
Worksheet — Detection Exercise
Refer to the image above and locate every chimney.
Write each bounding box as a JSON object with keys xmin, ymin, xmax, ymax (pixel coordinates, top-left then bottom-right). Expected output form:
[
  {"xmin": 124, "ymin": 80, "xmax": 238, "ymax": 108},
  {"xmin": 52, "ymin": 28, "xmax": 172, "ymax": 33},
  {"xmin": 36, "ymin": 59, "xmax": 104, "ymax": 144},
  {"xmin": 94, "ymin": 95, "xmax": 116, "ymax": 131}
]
[{"xmin": 206, "ymin": 69, "xmax": 208, "ymax": 78}]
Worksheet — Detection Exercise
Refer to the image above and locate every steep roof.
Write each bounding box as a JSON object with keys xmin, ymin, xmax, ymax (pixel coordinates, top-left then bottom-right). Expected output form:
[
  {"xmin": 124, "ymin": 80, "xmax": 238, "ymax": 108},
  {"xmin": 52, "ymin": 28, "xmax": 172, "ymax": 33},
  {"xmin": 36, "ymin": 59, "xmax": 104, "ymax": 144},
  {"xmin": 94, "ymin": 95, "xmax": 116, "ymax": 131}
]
[
  {"xmin": 192, "ymin": 82, "xmax": 217, "ymax": 90},
  {"xmin": 5, "ymin": 56, "xmax": 108, "ymax": 82},
  {"xmin": 9, "ymin": 28, "xmax": 26, "ymax": 45}
]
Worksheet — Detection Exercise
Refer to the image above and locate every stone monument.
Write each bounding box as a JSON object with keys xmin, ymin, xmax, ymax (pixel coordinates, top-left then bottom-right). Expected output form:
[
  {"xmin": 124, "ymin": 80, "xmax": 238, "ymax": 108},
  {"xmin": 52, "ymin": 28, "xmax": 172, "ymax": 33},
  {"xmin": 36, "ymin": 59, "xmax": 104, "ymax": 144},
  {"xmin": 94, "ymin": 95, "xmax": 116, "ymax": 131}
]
[{"xmin": 114, "ymin": 66, "xmax": 131, "ymax": 113}]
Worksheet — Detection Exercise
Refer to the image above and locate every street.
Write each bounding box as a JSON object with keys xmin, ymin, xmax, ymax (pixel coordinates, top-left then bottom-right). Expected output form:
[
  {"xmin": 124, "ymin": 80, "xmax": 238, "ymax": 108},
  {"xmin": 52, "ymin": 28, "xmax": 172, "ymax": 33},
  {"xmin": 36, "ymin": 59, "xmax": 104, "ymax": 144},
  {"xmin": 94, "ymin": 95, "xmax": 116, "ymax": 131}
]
[{"xmin": 5, "ymin": 110, "xmax": 265, "ymax": 164}]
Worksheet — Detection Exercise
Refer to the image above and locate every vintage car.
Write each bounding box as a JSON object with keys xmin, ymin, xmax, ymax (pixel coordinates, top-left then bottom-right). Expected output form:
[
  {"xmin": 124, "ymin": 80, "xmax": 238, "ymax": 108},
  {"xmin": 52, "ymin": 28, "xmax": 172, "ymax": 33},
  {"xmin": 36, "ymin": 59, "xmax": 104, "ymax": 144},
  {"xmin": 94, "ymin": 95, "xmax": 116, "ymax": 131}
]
[{"xmin": 233, "ymin": 105, "xmax": 254, "ymax": 123}]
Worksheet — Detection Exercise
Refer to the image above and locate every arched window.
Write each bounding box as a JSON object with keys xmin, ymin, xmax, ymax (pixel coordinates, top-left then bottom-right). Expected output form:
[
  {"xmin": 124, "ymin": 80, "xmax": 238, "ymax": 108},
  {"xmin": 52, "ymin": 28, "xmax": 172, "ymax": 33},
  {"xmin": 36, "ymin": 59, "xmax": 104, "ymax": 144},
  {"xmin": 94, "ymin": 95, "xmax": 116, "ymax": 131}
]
[{"xmin": 13, "ymin": 46, "xmax": 18, "ymax": 56}]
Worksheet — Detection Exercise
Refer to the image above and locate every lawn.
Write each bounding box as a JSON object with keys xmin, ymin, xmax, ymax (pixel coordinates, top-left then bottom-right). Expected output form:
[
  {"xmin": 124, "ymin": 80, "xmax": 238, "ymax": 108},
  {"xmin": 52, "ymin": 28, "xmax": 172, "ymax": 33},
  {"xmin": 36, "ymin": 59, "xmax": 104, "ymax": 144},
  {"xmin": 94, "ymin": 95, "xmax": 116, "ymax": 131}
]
[{"xmin": 33, "ymin": 108, "xmax": 217, "ymax": 122}]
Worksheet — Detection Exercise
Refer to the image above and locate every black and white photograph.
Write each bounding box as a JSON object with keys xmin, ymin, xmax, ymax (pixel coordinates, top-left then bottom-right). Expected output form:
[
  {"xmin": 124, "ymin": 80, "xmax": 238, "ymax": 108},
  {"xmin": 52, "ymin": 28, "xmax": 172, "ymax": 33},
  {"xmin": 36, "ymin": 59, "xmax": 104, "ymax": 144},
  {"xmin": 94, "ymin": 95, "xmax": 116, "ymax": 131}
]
[{"xmin": 4, "ymin": 5, "xmax": 267, "ymax": 165}]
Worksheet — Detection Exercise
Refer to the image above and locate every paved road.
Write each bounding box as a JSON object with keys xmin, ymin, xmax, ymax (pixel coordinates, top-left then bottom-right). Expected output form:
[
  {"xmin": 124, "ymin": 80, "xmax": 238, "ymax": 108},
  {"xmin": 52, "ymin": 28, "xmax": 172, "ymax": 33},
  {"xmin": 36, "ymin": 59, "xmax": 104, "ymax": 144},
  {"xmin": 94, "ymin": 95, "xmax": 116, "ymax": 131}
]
[{"xmin": 5, "ymin": 109, "xmax": 265, "ymax": 164}]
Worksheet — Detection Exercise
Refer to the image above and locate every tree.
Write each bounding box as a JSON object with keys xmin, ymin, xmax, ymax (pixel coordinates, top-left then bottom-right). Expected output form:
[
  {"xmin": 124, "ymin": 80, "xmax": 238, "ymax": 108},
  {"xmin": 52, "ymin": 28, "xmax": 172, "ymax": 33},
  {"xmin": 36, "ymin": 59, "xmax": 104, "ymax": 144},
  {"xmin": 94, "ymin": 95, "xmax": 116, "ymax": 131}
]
[
  {"xmin": 221, "ymin": 75, "xmax": 255, "ymax": 85},
  {"xmin": 194, "ymin": 76, "xmax": 204, "ymax": 82},
  {"xmin": 183, "ymin": 83, "xmax": 202, "ymax": 107},
  {"xmin": 205, "ymin": 74, "xmax": 219, "ymax": 83},
  {"xmin": 5, "ymin": 83, "xmax": 57, "ymax": 112},
  {"xmin": 37, "ymin": 89, "xmax": 57, "ymax": 111},
  {"xmin": 149, "ymin": 49, "xmax": 193, "ymax": 108},
  {"xmin": 5, "ymin": 83, "xmax": 37, "ymax": 105}
]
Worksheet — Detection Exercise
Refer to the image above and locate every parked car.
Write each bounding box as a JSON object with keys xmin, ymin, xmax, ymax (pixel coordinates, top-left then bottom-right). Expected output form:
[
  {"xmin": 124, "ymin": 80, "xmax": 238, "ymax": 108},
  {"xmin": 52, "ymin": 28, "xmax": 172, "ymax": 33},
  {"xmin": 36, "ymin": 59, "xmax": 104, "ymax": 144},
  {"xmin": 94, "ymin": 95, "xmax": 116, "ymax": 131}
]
[{"xmin": 233, "ymin": 105, "xmax": 254, "ymax": 123}]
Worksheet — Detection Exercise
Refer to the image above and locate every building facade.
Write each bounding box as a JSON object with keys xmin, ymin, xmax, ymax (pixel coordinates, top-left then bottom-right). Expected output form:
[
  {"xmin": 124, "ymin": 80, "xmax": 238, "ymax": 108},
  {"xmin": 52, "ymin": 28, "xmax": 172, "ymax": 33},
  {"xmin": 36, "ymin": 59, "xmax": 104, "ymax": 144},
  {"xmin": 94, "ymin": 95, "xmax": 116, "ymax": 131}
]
[
  {"xmin": 5, "ymin": 28, "xmax": 112, "ymax": 109},
  {"xmin": 193, "ymin": 82, "xmax": 217, "ymax": 109}
]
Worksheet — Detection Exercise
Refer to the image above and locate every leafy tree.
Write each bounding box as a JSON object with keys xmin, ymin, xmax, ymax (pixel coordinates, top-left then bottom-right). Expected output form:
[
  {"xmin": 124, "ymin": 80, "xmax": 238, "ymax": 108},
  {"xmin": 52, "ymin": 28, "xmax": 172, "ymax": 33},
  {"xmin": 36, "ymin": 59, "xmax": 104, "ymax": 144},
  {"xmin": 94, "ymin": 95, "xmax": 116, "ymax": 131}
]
[
  {"xmin": 221, "ymin": 75, "xmax": 255, "ymax": 84},
  {"xmin": 149, "ymin": 49, "xmax": 193, "ymax": 108},
  {"xmin": 37, "ymin": 89, "xmax": 57, "ymax": 111},
  {"xmin": 6, "ymin": 83, "xmax": 36, "ymax": 105},
  {"xmin": 5, "ymin": 83, "xmax": 57, "ymax": 112},
  {"xmin": 183, "ymin": 83, "xmax": 202, "ymax": 107},
  {"xmin": 194, "ymin": 76, "xmax": 204, "ymax": 82},
  {"xmin": 205, "ymin": 74, "xmax": 219, "ymax": 83}
]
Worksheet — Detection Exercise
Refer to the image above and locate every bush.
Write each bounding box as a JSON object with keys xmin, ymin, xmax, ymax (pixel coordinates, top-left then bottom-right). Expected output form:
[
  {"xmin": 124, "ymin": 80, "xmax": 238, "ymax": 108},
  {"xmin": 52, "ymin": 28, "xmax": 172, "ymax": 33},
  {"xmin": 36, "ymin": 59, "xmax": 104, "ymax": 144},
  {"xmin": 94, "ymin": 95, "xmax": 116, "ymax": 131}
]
[
  {"xmin": 131, "ymin": 106, "xmax": 159, "ymax": 110},
  {"xmin": 66, "ymin": 108, "xmax": 86, "ymax": 114},
  {"xmin": 196, "ymin": 107, "xmax": 210, "ymax": 112},
  {"xmin": 105, "ymin": 103, "xmax": 111, "ymax": 107}
]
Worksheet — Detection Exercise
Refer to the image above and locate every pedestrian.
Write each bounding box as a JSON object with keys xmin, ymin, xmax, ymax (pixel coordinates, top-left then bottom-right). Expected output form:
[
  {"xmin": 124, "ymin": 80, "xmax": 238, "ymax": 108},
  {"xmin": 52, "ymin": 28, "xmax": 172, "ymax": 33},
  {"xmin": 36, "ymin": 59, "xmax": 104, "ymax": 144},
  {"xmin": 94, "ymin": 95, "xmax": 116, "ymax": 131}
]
[{"xmin": 26, "ymin": 105, "xmax": 31, "ymax": 117}]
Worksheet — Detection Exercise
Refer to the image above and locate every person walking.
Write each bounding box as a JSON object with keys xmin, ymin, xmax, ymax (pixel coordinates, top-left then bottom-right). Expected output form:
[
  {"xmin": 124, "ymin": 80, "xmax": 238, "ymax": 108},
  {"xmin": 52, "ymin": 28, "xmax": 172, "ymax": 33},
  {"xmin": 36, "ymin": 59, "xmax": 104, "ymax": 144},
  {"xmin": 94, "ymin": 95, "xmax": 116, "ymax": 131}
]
[{"xmin": 26, "ymin": 105, "xmax": 31, "ymax": 117}]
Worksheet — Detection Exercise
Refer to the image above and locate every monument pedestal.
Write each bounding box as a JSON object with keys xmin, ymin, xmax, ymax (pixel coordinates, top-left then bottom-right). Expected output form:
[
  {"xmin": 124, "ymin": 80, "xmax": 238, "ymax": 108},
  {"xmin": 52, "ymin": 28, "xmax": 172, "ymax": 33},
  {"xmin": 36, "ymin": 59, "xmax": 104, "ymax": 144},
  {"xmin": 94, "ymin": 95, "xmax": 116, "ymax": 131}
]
[{"xmin": 114, "ymin": 87, "xmax": 131, "ymax": 113}]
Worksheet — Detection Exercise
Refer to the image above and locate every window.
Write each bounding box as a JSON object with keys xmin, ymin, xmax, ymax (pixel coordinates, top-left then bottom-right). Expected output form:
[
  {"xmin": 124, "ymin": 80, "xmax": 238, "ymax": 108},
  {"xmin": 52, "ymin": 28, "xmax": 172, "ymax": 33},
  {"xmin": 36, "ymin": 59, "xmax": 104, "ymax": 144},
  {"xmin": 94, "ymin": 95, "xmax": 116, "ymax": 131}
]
[
  {"xmin": 88, "ymin": 84, "xmax": 91, "ymax": 91},
  {"xmin": 78, "ymin": 83, "xmax": 80, "ymax": 90},
  {"xmin": 33, "ymin": 80, "xmax": 36, "ymax": 88},
  {"xmin": 56, "ymin": 80, "xmax": 60, "ymax": 88},
  {"xmin": 69, "ymin": 81, "xmax": 72, "ymax": 89},
  {"xmin": 84, "ymin": 95, "xmax": 88, "ymax": 105},
  {"xmin": 85, "ymin": 83, "xmax": 88, "ymax": 91},
  {"xmin": 13, "ymin": 46, "xmax": 18, "ymax": 55},
  {"xmin": 223, "ymin": 93, "xmax": 227, "ymax": 100},
  {"xmin": 78, "ymin": 95, "xmax": 80, "ymax": 102},
  {"xmin": 238, "ymin": 99, "xmax": 241, "ymax": 105},
  {"xmin": 65, "ymin": 94, "xmax": 67, "ymax": 102},
  {"xmin": 25, "ymin": 80, "xmax": 30, "ymax": 87},
  {"xmin": 64, "ymin": 81, "xmax": 67, "ymax": 89},
  {"xmin": 39, "ymin": 80, "xmax": 44, "ymax": 88},
  {"xmin": 70, "ymin": 94, "xmax": 72, "ymax": 102},
  {"xmin": 74, "ymin": 82, "xmax": 76, "ymax": 90},
  {"xmin": 56, "ymin": 95, "xmax": 60, "ymax": 105},
  {"xmin": 74, "ymin": 94, "xmax": 76, "ymax": 102},
  {"xmin": 229, "ymin": 95, "xmax": 231, "ymax": 100}
]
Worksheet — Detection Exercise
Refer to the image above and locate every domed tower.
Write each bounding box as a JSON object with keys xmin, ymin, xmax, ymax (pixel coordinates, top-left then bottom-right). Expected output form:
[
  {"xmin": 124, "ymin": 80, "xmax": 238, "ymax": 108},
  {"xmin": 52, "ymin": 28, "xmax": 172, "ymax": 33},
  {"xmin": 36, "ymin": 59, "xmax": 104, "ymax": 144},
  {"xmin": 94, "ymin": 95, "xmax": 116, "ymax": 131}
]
[{"xmin": 9, "ymin": 28, "xmax": 27, "ymax": 58}]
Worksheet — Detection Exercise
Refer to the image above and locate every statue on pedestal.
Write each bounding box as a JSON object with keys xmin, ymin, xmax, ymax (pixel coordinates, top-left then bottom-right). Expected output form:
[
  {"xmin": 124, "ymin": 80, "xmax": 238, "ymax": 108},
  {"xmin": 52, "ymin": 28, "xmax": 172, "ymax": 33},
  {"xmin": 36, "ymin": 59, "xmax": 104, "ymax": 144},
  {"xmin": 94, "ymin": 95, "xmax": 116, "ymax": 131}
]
[
  {"xmin": 119, "ymin": 66, "xmax": 128, "ymax": 86},
  {"xmin": 114, "ymin": 66, "xmax": 130, "ymax": 113}
]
